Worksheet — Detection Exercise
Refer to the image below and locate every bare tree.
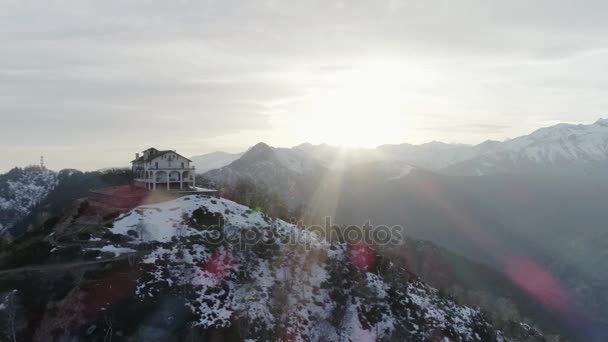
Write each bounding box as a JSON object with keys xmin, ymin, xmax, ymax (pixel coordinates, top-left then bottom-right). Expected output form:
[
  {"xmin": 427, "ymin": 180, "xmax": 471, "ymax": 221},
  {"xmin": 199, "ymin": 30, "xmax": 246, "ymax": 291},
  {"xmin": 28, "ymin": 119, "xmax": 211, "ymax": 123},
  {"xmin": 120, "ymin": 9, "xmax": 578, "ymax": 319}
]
[
  {"xmin": 33, "ymin": 271, "xmax": 86, "ymax": 341},
  {"xmin": 103, "ymin": 314, "xmax": 113, "ymax": 342},
  {"xmin": 4, "ymin": 290, "xmax": 19, "ymax": 342}
]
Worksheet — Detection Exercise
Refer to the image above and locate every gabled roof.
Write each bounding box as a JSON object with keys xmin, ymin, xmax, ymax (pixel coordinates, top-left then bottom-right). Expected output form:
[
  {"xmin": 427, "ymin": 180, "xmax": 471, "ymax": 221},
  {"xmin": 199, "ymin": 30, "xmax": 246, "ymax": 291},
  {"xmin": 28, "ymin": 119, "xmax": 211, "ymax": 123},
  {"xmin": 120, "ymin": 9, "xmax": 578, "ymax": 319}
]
[{"xmin": 131, "ymin": 148, "xmax": 193, "ymax": 163}]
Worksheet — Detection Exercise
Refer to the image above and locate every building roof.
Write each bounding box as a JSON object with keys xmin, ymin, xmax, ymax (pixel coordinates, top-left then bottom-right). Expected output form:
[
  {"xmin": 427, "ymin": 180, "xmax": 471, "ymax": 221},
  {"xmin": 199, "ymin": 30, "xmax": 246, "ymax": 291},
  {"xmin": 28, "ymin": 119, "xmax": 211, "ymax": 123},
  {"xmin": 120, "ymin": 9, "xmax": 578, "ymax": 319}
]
[{"xmin": 131, "ymin": 147, "xmax": 193, "ymax": 163}]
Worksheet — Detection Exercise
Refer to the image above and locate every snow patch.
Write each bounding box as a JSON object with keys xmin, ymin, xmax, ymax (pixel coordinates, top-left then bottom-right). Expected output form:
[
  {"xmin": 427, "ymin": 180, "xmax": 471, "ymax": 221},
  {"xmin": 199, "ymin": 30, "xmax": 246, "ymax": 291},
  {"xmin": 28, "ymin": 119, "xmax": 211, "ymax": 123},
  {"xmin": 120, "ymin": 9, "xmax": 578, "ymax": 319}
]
[{"xmin": 89, "ymin": 245, "xmax": 136, "ymax": 257}]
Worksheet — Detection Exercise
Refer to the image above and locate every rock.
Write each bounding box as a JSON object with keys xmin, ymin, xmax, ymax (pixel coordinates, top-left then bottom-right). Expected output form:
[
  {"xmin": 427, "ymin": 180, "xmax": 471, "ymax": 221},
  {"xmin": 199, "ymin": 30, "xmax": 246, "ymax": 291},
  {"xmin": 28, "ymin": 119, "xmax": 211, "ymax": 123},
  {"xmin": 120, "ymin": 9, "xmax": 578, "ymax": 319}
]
[{"xmin": 86, "ymin": 325, "xmax": 96, "ymax": 335}]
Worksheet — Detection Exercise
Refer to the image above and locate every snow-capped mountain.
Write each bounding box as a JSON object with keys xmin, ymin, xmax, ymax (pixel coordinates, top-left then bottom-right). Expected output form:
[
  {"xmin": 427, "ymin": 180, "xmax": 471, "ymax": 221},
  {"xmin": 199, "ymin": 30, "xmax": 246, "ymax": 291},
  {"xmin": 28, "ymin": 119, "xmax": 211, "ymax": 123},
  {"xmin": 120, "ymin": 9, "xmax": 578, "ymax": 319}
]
[
  {"xmin": 105, "ymin": 194, "xmax": 534, "ymax": 341},
  {"xmin": 0, "ymin": 167, "xmax": 57, "ymax": 233},
  {"xmin": 504, "ymin": 118, "xmax": 608, "ymax": 163},
  {"xmin": 443, "ymin": 118, "xmax": 608, "ymax": 175},
  {"xmin": 190, "ymin": 151, "xmax": 244, "ymax": 174},
  {"xmin": 375, "ymin": 120, "xmax": 608, "ymax": 174}
]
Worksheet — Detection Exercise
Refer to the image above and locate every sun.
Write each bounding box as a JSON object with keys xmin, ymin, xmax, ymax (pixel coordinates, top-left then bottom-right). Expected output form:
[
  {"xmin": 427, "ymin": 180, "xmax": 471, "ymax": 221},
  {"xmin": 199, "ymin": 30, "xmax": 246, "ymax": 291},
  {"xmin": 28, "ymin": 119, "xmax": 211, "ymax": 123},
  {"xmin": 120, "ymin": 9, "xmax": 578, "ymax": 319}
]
[{"xmin": 270, "ymin": 60, "xmax": 424, "ymax": 148}]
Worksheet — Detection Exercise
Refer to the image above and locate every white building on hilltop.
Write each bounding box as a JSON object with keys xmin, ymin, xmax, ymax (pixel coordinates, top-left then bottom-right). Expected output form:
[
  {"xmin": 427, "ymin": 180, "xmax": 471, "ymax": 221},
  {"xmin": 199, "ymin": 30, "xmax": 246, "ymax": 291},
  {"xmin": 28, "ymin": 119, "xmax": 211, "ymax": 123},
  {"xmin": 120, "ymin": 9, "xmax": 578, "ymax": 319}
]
[{"xmin": 132, "ymin": 148, "xmax": 195, "ymax": 191}]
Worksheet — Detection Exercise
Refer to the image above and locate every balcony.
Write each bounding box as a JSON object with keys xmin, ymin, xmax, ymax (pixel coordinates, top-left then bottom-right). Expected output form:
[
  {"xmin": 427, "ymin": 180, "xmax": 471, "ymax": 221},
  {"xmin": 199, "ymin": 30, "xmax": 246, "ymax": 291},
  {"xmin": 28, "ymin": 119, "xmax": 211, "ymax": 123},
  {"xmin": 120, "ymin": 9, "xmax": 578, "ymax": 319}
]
[
  {"xmin": 134, "ymin": 177, "xmax": 194, "ymax": 183},
  {"xmin": 134, "ymin": 166, "xmax": 194, "ymax": 171}
]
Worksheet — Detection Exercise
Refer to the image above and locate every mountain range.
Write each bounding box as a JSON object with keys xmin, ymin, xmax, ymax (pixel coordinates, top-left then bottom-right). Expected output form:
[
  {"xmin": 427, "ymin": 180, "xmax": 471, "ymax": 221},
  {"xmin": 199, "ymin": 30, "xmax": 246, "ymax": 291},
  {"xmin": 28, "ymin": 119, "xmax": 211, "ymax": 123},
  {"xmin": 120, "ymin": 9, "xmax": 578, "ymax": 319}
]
[{"xmin": 194, "ymin": 118, "xmax": 608, "ymax": 176}]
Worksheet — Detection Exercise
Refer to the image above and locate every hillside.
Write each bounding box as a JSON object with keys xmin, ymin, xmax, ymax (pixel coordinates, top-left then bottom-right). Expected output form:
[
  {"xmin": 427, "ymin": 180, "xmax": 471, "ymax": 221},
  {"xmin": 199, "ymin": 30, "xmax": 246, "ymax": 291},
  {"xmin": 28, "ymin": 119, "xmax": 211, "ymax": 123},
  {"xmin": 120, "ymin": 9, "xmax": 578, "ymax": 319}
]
[
  {"xmin": 0, "ymin": 195, "xmax": 545, "ymax": 341},
  {"xmin": 0, "ymin": 168, "xmax": 132, "ymax": 238},
  {"xmin": 329, "ymin": 168, "xmax": 608, "ymax": 339},
  {"xmin": 0, "ymin": 166, "xmax": 57, "ymax": 233}
]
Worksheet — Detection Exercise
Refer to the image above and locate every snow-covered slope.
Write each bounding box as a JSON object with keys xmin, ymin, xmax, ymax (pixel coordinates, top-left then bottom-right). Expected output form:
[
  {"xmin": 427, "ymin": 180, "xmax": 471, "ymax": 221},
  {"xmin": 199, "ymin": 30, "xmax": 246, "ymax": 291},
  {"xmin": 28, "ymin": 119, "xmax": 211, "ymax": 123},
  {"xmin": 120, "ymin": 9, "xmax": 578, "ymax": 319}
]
[
  {"xmin": 0, "ymin": 167, "xmax": 57, "ymax": 232},
  {"xmin": 507, "ymin": 118, "xmax": 608, "ymax": 163},
  {"xmin": 444, "ymin": 119, "xmax": 608, "ymax": 175},
  {"xmin": 107, "ymin": 195, "xmax": 534, "ymax": 341}
]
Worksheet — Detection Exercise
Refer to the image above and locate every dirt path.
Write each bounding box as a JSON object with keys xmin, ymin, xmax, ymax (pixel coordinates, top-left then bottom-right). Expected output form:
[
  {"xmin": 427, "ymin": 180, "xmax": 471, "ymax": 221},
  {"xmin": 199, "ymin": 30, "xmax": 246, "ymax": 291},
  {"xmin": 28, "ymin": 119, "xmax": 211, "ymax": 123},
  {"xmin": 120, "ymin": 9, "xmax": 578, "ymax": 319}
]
[{"xmin": 0, "ymin": 251, "xmax": 145, "ymax": 276}]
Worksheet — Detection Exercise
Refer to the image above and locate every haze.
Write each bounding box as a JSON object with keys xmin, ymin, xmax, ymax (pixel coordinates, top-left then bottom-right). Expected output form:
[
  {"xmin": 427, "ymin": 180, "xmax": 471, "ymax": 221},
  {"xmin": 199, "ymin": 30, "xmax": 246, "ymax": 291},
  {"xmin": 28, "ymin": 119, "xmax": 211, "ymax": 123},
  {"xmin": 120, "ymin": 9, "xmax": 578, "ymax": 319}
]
[{"xmin": 1, "ymin": 0, "xmax": 607, "ymax": 171}]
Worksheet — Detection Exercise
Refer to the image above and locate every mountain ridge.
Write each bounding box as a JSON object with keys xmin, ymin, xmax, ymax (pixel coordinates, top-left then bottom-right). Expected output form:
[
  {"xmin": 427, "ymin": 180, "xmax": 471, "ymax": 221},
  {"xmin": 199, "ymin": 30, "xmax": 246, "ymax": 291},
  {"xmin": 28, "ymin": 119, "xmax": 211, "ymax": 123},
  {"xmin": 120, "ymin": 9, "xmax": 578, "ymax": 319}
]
[{"xmin": 197, "ymin": 118, "xmax": 608, "ymax": 176}]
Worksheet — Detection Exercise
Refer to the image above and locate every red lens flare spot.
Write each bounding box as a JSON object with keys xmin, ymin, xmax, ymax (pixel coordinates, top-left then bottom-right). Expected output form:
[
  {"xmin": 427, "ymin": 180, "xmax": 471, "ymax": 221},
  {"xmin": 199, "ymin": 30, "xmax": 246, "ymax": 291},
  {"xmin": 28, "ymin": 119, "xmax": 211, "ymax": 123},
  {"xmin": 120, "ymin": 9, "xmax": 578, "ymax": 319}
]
[
  {"xmin": 505, "ymin": 257, "xmax": 573, "ymax": 316},
  {"xmin": 201, "ymin": 250, "xmax": 233, "ymax": 280},
  {"xmin": 350, "ymin": 243, "xmax": 375, "ymax": 272}
]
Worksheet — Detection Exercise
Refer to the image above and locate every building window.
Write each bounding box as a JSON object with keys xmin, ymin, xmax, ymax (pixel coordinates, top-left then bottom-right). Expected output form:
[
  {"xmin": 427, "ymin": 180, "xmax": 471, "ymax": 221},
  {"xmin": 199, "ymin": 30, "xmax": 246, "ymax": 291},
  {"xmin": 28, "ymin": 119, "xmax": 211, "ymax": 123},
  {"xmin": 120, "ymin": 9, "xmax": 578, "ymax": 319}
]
[
  {"xmin": 155, "ymin": 162, "xmax": 158, "ymax": 169},
  {"xmin": 181, "ymin": 162, "xmax": 184, "ymax": 168}
]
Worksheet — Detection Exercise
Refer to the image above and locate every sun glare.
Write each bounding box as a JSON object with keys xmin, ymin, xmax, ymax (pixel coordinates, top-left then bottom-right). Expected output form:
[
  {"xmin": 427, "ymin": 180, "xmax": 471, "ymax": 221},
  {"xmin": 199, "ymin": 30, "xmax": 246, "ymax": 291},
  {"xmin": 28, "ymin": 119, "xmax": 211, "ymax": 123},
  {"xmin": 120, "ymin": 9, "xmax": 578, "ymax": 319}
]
[{"xmin": 271, "ymin": 60, "xmax": 429, "ymax": 148}]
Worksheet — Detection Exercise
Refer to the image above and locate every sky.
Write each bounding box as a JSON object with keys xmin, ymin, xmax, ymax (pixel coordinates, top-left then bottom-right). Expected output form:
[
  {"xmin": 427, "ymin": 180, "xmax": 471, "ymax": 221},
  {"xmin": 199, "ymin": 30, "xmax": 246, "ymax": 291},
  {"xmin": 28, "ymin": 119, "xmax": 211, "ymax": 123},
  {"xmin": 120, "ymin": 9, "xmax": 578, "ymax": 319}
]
[{"xmin": 1, "ymin": 0, "xmax": 607, "ymax": 172}]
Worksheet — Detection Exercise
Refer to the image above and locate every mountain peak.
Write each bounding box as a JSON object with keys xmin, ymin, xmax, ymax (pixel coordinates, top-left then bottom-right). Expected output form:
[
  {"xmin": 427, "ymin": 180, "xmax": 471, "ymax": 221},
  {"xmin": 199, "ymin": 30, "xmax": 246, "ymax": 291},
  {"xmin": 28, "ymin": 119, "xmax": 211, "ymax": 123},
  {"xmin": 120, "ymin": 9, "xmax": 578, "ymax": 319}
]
[
  {"xmin": 293, "ymin": 142, "xmax": 313, "ymax": 149},
  {"xmin": 595, "ymin": 118, "xmax": 608, "ymax": 127},
  {"xmin": 422, "ymin": 140, "xmax": 450, "ymax": 146},
  {"xmin": 248, "ymin": 142, "xmax": 273, "ymax": 152},
  {"xmin": 236, "ymin": 142, "xmax": 276, "ymax": 164}
]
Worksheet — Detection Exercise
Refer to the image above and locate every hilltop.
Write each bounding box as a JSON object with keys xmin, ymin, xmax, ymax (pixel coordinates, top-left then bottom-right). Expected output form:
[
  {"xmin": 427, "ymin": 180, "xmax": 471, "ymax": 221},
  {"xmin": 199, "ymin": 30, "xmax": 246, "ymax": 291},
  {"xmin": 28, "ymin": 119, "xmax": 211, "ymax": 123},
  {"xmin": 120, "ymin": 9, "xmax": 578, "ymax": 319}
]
[{"xmin": 0, "ymin": 194, "xmax": 546, "ymax": 341}]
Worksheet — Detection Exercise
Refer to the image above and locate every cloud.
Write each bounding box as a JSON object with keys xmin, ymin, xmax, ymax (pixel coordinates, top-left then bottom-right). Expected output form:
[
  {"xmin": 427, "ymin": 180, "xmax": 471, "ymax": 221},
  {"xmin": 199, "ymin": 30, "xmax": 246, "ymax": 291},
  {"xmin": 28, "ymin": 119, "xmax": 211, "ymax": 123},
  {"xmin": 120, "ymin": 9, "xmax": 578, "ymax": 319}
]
[
  {"xmin": 1, "ymin": 0, "xmax": 607, "ymax": 170},
  {"xmin": 423, "ymin": 124, "xmax": 511, "ymax": 134}
]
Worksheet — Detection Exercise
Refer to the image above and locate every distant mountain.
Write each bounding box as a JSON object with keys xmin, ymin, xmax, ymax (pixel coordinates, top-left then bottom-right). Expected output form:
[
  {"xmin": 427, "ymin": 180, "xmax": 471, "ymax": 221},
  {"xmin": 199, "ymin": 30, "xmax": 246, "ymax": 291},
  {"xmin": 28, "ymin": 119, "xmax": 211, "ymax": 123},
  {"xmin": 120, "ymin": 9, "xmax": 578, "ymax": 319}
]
[
  {"xmin": 0, "ymin": 166, "xmax": 57, "ymax": 233},
  {"xmin": 233, "ymin": 142, "xmax": 324, "ymax": 175},
  {"xmin": 292, "ymin": 143, "xmax": 385, "ymax": 168},
  {"xmin": 198, "ymin": 118, "xmax": 608, "ymax": 176},
  {"xmin": 201, "ymin": 119, "xmax": 608, "ymax": 217},
  {"xmin": 203, "ymin": 143, "xmax": 327, "ymax": 215},
  {"xmin": 196, "ymin": 141, "xmax": 455, "ymax": 175},
  {"xmin": 190, "ymin": 151, "xmax": 243, "ymax": 173},
  {"xmin": 377, "ymin": 141, "xmax": 480, "ymax": 171},
  {"xmin": 444, "ymin": 118, "xmax": 608, "ymax": 175},
  {"xmin": 350, "ymin": 118, "xmax": 608, "ymax": 175}
]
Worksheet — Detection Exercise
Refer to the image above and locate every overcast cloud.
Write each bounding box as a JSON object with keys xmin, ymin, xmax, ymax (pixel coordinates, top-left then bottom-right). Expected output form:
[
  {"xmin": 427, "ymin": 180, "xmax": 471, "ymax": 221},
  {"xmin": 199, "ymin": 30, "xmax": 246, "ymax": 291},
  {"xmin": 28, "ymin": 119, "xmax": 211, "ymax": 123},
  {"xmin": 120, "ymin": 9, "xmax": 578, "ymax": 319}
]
[{"xmin": 1, "ymin": 0, "xmax": 607, "ymax": 171}]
